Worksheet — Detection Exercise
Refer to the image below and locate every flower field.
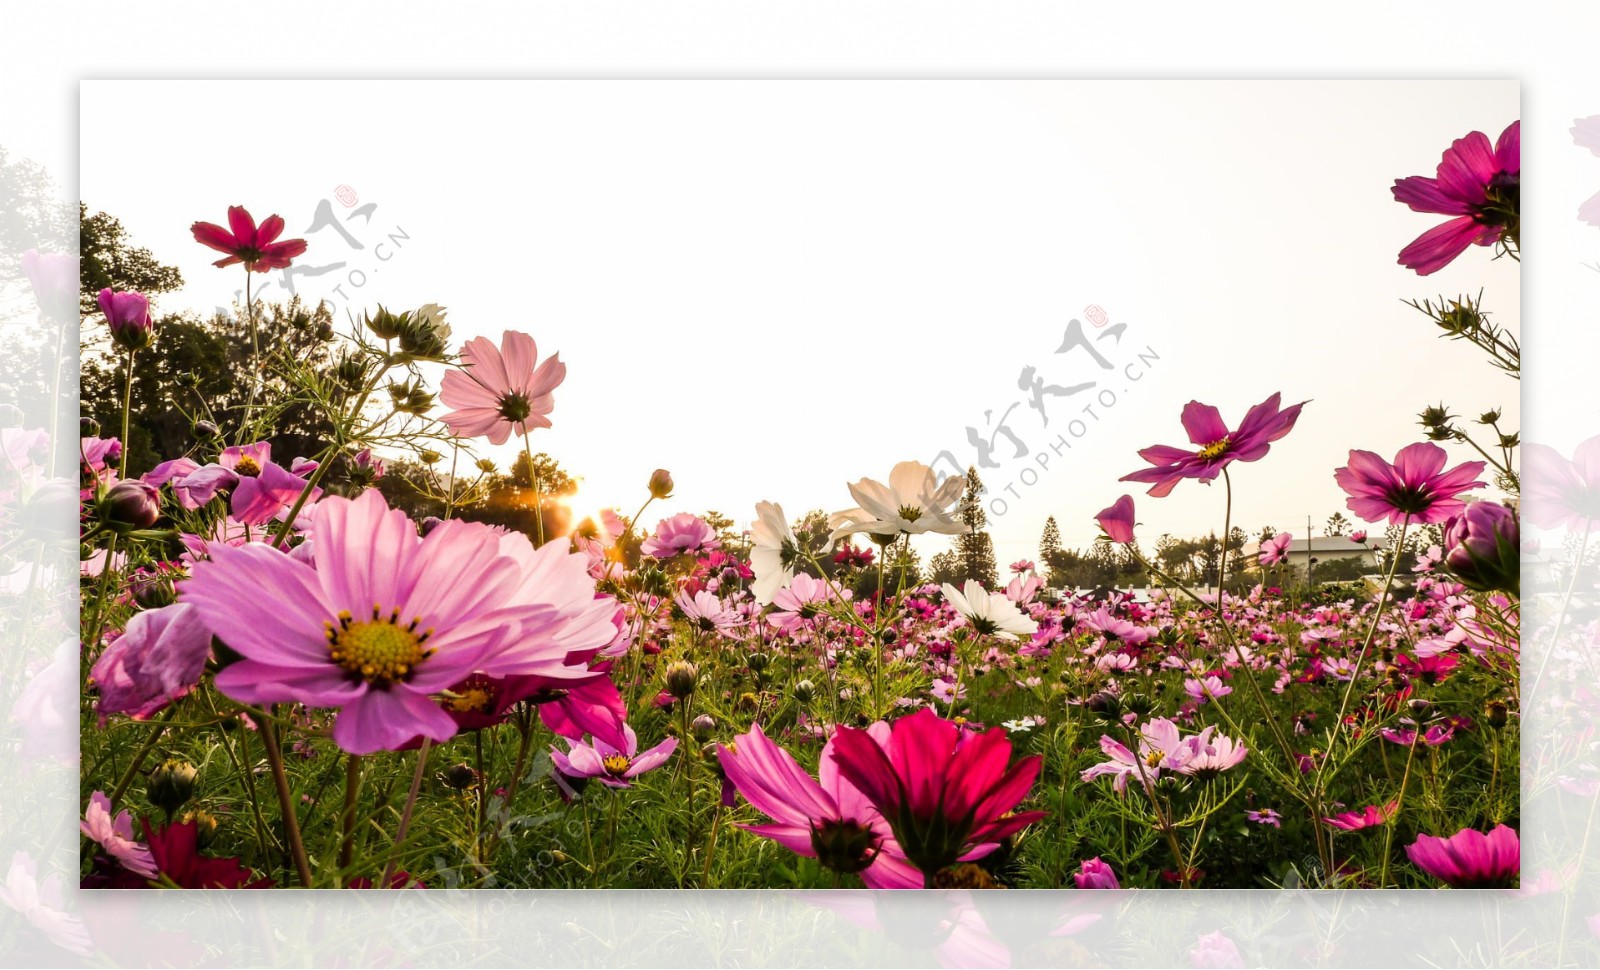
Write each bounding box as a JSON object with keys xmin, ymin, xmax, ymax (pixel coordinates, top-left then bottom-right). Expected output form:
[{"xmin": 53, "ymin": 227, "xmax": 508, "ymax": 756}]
[{"xmin": 72, "ymin": 122, "xmax": 1522, "ymax": 891}]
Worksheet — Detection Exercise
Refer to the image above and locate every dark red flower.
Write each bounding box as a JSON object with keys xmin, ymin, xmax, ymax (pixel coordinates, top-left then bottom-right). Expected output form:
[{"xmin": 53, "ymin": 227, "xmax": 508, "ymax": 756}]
[{"xmin": 191, "ymin": 205, "xmax": 307, "ymax": 271}]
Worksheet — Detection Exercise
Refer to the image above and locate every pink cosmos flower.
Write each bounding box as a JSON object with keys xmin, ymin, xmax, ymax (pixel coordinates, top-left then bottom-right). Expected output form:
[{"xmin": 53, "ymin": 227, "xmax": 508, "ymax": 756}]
[
  {"xmin": 174, "ymin": 442, "xmax": 320, "ymax": 524},
  {"xmin": 716, "ymin": 723, "xmax": 921, "ymax": 888},
  {"xmin": 1095, "ymin": 494, "xmax": 1137, "ymax": 543},
  {"xmin": 1082, "ymin": 718, "xmax": 1215, "ymax": 792},
  {"xmin": 1189, "ymin": 931, "xmax": 1244, "ymax": 969},
  {"xmin": 1, "ymin": 853, "xmax": 94, "ymax": 956},
  {"xmin": 1121, "ymin": 393, "xmax": 1307, "ymax": 497},
  {"xmin": 641, "ymin": 512, "xmax": 720, "ymax": 559},
  {"xmin": 675, "ymin": 589, "xmax": 743, "ymax": 633},
  {"xmin": 769, "ymin": 572, "xmax": 843, "ymax": 632},
  {"xmin": 89, "ymin": 603, "xmax": 213, "ymax": 724},
  {"xmin": 829, "ymin": 707, "xmax": 1045, "ymax": 882},
  {"xmin": 550, "ymin": 723, "xmax": 677, "ymax": 789},
  {"xmin": 1073, "ymin": 857, "xmax": 1120, "ymax": 889},
  {"xmin": 1391, "ymin": 122, "xmax": 1519, "ymax": 275},
  {"xmin": 1350, "ymin": 530, "xmax": 1368, "ymax": 543},
  {"xmin": 1522, "ymin": 436, "xmax": 1600, "ymax": 533},
  {"xmin": 1258, "ymin": 531, "xmax": 1293, "ymax": 566},
  {"xmin": 1380, "ymin": 720, "xmax": 1457, "ymax": 747},
  {"xmin": 1323, "ymin": 800, "xmax": 1397, "ymax": 832},
  {"xmin": 191, "ymin": 205, "xmax": 308, "ymax": 271},
  {"xmin": 1334, "ymin": 442, "xmax": 1487, "ymax": 525},
  {"xmin": 181, "ymin": 490, "xmax": 564, "ymax": 754},
  {"xmin": 483, "ymin": 530, "xmax": 628, "ymax": 678},
  {"xmin": 438, "ymin": 330, "xmax": 566, "ymax": 445},
  {"xmin": 1405, "ymin": 824, "xmax": 1519, "ymax": 888},
  {"xmin": 1184, "ymin": 675, "xmax": 1231, "ymax": 703},
  {"xmin": 1246, "ymin": 808, "xmax": 1282, "ymax": 828},
  {"xmin": 80, "ymin": 791, "xmax": 157, "ymax": 878},
  {"xmin": 21, "ymin": 249, "xmax": 78, "ymax": 323}
]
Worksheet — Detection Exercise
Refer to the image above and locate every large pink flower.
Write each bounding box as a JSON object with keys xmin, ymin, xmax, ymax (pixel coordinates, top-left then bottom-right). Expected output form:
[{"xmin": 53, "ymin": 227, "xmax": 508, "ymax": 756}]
[
  {"xmin": 829, "ymin": 707, "xmax": 1045, "ymax": 882},
  {"xmin": 1121, "ymin": 393, "xmax": 1307, "ymax": 497},
  {"xmin": 180, "ymin": 490, "xmax": 550, "ymax": 754},
  {"xmin": 1258, "ymin": 531, "xmax": 1293, "ymax": 566},
  {"xmin": 641, "ymin": 512, "xmax": 720, "ymax": 559},
  {"xmin": 190, "ymin": 205, "xmax": 308, "ymax": 272},
  {"xmin": 1334, "ymin": 442, "xmax": 1487, "ymax": 526},
  {"xmin": 1391, "ymin": 121, "xmax": 1519, "ymax": 275},
  {"xmin": 166, "ymin": 442, "xmax": 319, "ymax": 525},
  {"xmin": 438, "ymin": 330, "xmax": 566, "ymax": 445},
  {"xmin": 1405, "ymin": 824, "xmax": 1519, "ymax": 888},
  {"xmin": 717, "ymin": 723, "xmax": 921, "ymax": 888}
]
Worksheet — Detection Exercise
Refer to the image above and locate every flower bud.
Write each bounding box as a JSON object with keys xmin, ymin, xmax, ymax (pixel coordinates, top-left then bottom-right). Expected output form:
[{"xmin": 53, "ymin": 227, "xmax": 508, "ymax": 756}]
[
  {"xmin": 438, "ymin": 762, "xmax": 479, "ymax": 790},
  {"xmin": 147, "ymin": 759, "xmax": 198, "ymax": 815},
  {"xmin": 1085, "ymin": 690, "xmax": 1122, "ymax": 720},
  {"xmin": 792, "ymin": 679, "xmax": 817, "ymax": 704},
  {"xmin": 1407, "ymin": 698, "xmax": 1432, "ymax": 719},
  {"xmin": 1442, "ymin": 502, "xmax": 1519, "ymax": 596},
  {"xmin": 648, "ymin": 469, "xmax": 674, "ymax": 499},
  {"xmin": 80, "ymin": 416, "xmax": 101, "ymax": 437},
  {"xmin": 746, "ymin": 653, "xmax": 771, "ymax": 675},
  {"xmin": 99, "ymin": 288, "xmax": 155, "ymax": 352},
  {"xmin": 101, "ymin": 480, "xmax": 161, "ymax": 531},
  {"xmin": 1477, "ymin": 409, "xmax": 1502, "ymax": 425},
  {"xmin": 363, "ymin": 305, "xmax": 410, "ymax": 341},
  {"xmin": 183, "ymin": 809, "xmax": 220, "ymax": 850},
  {"xmin": 192, "ymin": 419, "xmax": 221, "ymax": 441},
  {"xmin": 418, "ymin": 448, "xmax": 443, "ymax": 466},
  {"xmin": 129, "ymin": 568, "xmax": 176, "ymax": 609},
  {"xmin": 664, "ymin": 660, "xmax": 699, "ymax": 699},
  {"xmin": 691, "ymin": 714, "xmax": 716, "ymax": 742},
  {"xmin": 1484, "ymin": 699, "xmax": 1509, "ymax": 729},
  {"xmin": 475, "ymin": 458, "xmax": 497, "ymax": 475}
]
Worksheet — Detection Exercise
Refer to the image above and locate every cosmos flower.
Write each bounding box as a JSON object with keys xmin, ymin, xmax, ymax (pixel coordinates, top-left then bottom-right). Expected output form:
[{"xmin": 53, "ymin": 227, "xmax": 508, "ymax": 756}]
[
  {"xmin": 89, "ymin": 602, "xmax": 213, "ymax": 723},
  {"xmin": 0, "ymin": 853, "xmax": 93, "ymax": 955},
  {"xmin": 675, "ymin": 589, "xmax": 743, "ymax": 633},
  {"xmin": 1073, "ymin": 857, "xmax": 1120, "ymax": 889},
  {"xmin": 190, "ymin": 205, "xmax": 308, "ymax": 271},
  {"xmin": 942, "ymin": 579, "xmax": 1039, "ymax": 641},
  {"xmin": 79, "ymin": 792, "xmax": 157, "ymax": 879},
  {"xmin": 438, "ymin": 330, "xmax": 567, "ymax": 445},
  {"xmin": 1522, "ymin": 436, "xmax": 1600, "ymax": 533},
  {"xmin": 1245, "ymin": 808, "xmax": 1282, "ymax": 828},
  {"xmin": 1391, "ymin": 121, "xmax": 1519, "ymax": 275},
  {"xmin": 716, "ymin": 723, "xmax": 920, "ymax": 888},
  {"xmin": 1334, "ymin": 442, "xmax": 1487, "ymax": 525},
  {"xmin": 829, "ymin": 461, "xmax": 967, "ymax": 540},
  {"xmin": 748, "ymin": 500, "xmax": 805, "ymax": 605},
  {"xmin": 829, "ymin": 708, "xmax": 1045, "ymax": 882},
  {"xmin": 1095, "ymin": 494, "xmax": 1137, "ymax": 543},
  {"xmin": 1121, "ymin": 394, "xmax": 1307, "ymax": 498},
  {"xmin": 1405, "ymin": 824, "xmax": 1519, "ymax": 888},
  {"xmin": 1442, "ymin": 501, "xmax": 1519, "ymax": 595},
  {"xmin": 1258, "ymin": 531, "xmax": 1293, "ymax": 566},
  {"xmin": 1323, "ymin": 800, "xmax": 1397, "ymax": 832},
  {"xmin": 97, "ymin": 288, "xmax": 154, "ymax": 352},
  {"xmin": 768, "ymin": 572, "xmax": 843, "ymax": 632},
  {"xmin": 550, "ymin": 723, "xmax": 677, "ymax": 789},
  {"xmin": 171, "ymin": 441, "xmax": 320, "ymax": 525},
  {"xmin": 181, "ymin": 490, "xmax": 568, "ymax": 754},
  {"xmin": 641, "ymin": 512, "xmax": 721, "ymax": 559}
]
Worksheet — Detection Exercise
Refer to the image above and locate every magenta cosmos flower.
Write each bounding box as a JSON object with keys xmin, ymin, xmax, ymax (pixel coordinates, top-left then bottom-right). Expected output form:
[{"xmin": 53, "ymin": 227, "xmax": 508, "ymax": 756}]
[
  {"xmin": 1074, "ymin": 857, "xmax": 1120, "ymax": 889},
  {"xmin": 1334, "ymin": 442, "xmax": 1487, "ymax": 526},
  {"xmin": 97, "ymin": 288, "xmax": 154, "ymax": 352},
  {"xmin": 641, "ymin": 512, "xmax": 721, "ymax": 559},
  {"xmin": 190, "ymin": 205, "xmax": 308, "ymax": 271},
  {"xmin": 1258, "ymin": 531, "xmax": 1293, "ymax": 566},
  {"xmin": 163, "ymin": 442, "xmax": 320, "ymax": 525},
  {"xmin": 1121, "ymin": 393, "xmax": 1307, "ymax": 497},
  {"xmin": 717, "ymin": 723, "xmax": 920, "ymax": 888},
  {"xmin": 1391, "ymin": 121, "xmax": 1519, "ymax": 275},
  {"xmin": 1095, "ymin": 494, "xmax": 1137, "ymax": 544},
  {"xmin": 438, "ymin": 330, "xmax": 566, "ymax": 445},
  {"xmin": 829, "ymin": 707, "xmax": 1045, "ymax": 883},
  {"xmin": 1323, "ymin": 800, "xmax": 1397, "ymax": 832},
  {"xmin": 550, "ymin": 723, "xmax": 677, "ymax": 789},
  {"xmin": 181, "ymin": 489, "xmax": 578, "ymax": 754},
  {"xmin": 1406, "ymin": 824, "xmax": 1519, "ymax": 888}
]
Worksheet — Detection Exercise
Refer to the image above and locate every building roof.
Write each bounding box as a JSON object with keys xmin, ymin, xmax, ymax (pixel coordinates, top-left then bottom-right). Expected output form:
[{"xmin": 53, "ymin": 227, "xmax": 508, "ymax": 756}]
[{"xmin": 1241, "ymin": 535, "xmax": 1382, "ymax": 556}]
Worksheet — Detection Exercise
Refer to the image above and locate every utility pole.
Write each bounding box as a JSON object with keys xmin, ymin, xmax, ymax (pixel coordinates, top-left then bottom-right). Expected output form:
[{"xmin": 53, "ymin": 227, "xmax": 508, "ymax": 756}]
[{"xmin": 1306, "ymin": 515, "xmax": 1314, "ymax": 586}]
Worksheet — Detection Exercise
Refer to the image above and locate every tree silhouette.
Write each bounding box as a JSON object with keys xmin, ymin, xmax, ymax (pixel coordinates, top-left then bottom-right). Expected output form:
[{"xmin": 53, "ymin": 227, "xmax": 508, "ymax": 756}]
[{"xmin": 953, "ymin": 466, "xmax": 998, "ymax": 587}]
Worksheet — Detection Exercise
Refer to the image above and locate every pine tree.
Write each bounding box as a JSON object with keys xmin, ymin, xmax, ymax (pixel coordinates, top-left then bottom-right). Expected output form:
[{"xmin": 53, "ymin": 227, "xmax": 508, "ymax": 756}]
[
  {"xmin": 954, "ymin": 466, "xmax": 998, "ymax": 587},
  {"xmin": 1039, "ymin": 515, "xmax": 1063, "ymax": 565},
  {"xmin": 1325, "ymin": 512, "xmax": 1351, "ymax": 537}
]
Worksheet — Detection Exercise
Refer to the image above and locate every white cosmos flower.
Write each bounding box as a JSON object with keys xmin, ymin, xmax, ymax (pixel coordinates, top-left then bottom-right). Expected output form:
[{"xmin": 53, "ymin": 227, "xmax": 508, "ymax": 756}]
[
  {"xmin": 828, "ymin": 461, "xmax": 968, "ymax": 541},
  {"xmin": 941, "ymin": 579, "xmax": 1039, "ymax": 641},
  {"xmin": 750, "ymin": 500, "xmax": 801, "ymax": 606}
]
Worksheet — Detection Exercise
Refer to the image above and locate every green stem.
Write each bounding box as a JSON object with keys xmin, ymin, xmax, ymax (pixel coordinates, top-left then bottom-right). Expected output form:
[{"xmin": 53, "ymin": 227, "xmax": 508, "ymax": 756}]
[
  {"xmin": 339, "ymin": 753, "xmax": 363, "ymax": 877},
  {"xmin": 120, "ymin": 347, "xmax": 136, "ymax": 475},
  {"xmin": 259, "ymin": 708, "xmax": 313, "ymax": 887},
  {"xmin": 383, "ymin": 737, "xmax": 431, "ymax": 889}
]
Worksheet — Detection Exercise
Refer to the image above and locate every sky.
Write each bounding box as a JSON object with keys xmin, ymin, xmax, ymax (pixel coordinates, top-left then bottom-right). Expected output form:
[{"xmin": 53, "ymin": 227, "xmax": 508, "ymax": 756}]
[{"xmin": 79, "ymin": 80, "xmax": 1520, "ymax": 566}]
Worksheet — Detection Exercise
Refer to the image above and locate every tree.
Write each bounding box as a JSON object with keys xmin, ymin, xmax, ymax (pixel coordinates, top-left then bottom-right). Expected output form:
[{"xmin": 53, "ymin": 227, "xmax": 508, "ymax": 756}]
[
  {"xmin": 1325, "ymin": 512, "xmax": 1352, "ymax": 537},
  {"xmin": 79, "ymin": 204, "xmax": 184, "ymax": 316},
  {"xmin": 953, "ymin": 466, "xmax": 998, "ymax": 588},
  {"xmin": 1039, "ymin": 516, "xmax": 1063, "ymax": 565}
]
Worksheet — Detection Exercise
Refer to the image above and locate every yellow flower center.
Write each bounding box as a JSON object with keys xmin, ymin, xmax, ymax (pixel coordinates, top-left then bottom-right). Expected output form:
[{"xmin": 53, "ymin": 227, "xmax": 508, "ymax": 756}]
[
  {"xmin": 1196, "ymin": 437, "xmax": 1231, "ymax": 461},
  {"xmin": 449, "ymin": 688, "xmax": 493, "ymax": 713},
  {"xmin": 896, "ymin": 504, "xmax": 925, "ymax": 522},
  {"xmin": 601, "ymin": 754, "xmax": 631, "ymax": 776},
  {"xmin": 325, "ymin": 606, "xmax": 434, "ymax": 689},
  {"xmin": 1144, "ymin": 749, "xmax": 1165, "ymax": 768},
  {"xmin": 233, "ymin": 455, "xmax": 261, "ymax": 476}
]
